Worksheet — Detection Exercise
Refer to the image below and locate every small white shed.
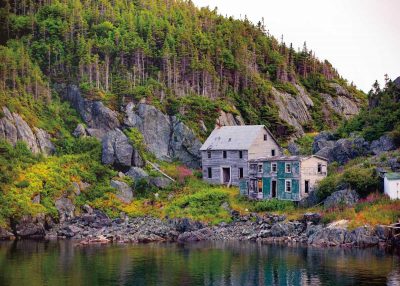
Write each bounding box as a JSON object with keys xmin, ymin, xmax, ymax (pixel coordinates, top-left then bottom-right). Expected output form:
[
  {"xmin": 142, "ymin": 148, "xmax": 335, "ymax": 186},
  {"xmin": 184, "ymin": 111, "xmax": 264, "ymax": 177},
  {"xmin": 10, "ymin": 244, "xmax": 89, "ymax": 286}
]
[{"xmin": 384, "ymin": 173, "xmax": 400, "ymax": 200}]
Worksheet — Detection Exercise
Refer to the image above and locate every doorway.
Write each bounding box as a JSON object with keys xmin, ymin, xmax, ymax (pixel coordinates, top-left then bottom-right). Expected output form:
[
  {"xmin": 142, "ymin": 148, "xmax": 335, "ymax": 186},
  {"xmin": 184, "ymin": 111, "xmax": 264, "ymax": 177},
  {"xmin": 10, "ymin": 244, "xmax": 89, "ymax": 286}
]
[
  {"xmin": 222, "ymin": 167, "xmax": 231, "ymax": 184},
  {"xmin": 305, "ymin": 180, "xmax": 310, "ymax": 194},
  {"xmin": 271, "ymin": 180, "xmax": 277, "ymax": 198}
]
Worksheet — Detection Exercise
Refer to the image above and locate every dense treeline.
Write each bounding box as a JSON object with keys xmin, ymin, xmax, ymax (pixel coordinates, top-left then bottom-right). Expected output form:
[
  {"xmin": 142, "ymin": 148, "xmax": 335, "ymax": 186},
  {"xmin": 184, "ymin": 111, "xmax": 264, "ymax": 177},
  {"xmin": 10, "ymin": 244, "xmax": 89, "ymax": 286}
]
[
  {"xmin": 338, "ymin": 76, "xmax": 400, "ymax": 142},
  {"xmin": 0, "ymin": 0, "xmax": 363, "ymax": 139}
]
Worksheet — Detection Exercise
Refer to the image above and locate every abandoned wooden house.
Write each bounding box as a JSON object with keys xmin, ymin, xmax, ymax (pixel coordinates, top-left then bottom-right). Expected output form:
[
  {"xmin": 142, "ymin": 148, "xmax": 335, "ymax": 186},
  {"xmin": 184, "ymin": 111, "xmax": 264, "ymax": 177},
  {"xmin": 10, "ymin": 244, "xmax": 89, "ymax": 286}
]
[
  {"xmin": 240, "ymin": 155, "xmax": 328, "ymax": 201},
  {"xmin": 200, "ymin": 125, "xmax": 282, "ymax": 186}
]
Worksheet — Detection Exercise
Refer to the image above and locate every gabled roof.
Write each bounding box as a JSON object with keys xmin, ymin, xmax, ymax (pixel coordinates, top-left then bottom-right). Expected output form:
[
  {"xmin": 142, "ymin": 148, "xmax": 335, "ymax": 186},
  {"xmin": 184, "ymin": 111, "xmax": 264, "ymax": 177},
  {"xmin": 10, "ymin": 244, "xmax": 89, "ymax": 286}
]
[{"xmin": 200, "ymin": 125, "xmax": 277, "ymax": 151}]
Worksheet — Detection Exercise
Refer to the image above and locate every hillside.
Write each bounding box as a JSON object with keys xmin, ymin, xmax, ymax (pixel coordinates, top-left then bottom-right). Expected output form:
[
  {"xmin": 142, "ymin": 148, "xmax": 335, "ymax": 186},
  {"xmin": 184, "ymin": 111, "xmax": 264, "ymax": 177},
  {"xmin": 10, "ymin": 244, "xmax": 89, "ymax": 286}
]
[
  {"xmin": 0, "ymin": 0, "xmax": 365, "ymax": 141},
  {"xmin": 0, "ymin": 0, "xmax": 374, "ymax": 232}
]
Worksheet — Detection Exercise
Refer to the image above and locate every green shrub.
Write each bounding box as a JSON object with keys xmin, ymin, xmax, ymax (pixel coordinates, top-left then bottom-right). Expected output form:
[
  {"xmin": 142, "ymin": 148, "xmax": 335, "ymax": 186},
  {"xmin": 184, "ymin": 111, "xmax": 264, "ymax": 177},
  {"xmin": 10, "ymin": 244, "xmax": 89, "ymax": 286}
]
[
  {"xmin": 252, "ymin": 199, "xmax": 295, "ymax": 212},
  {"xmin": 342, "ymin": 167, "xmax": 379, "ymax": 197},
  {"xmin": 274, "ymin": 82, "xmax": 299, "ymax": 95},
  {"xmin": 316, "ymin": 174, "xmax": 341, "ymax": 200}
]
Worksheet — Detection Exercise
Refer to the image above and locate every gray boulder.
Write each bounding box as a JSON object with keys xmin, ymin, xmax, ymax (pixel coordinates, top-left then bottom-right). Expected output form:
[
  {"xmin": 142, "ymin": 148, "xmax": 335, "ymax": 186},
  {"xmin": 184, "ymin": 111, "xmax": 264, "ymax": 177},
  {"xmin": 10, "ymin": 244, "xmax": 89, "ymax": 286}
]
[
  {"xmin": 351, "ymin": 226, "xmax": 379, "ymax": 247},
  {"xmin": 324, "ymin": 189, "xmax": 359, "ymax": 209},
  {"xmin": 0, "ymin": 227, "xmax": 14, "ymax": 240},
  {"xmin": 15, "ymin": 216, "xmax": 46, "ymax": 239},
  {"xmin": 312, "ymin": 131, "xmax": 336, "ymax": 154},
  {"xmin": 111, "ymin": 180, "xmax": 133, "ymax": 204},
  {"xmin": 370, "ymin": 135, "xmax": 396, "ymax": 155},
  {"xmin": 55, "ymin": 197, "xmax": 75, "ymax": 222},
  {"xmin": 34, "ymin": 127, "xmax": 55, "ymax": 155},
  {"xmin": 102, "ymin": 129, "xmax": 134, "ymax": 168},
  {"xmin": 308, "ymin": 228, "xmax": 353, "ymax": 246},
  {"xmin": 72, "ymin": 124, "xmax": 88, "ymax": 137},
  {"xmin": 298, "ymin": 191, "xmax": 320, "ymax": 208},
  {"xmin": 125, "ymin": 167, "xmax": 149, "ymax": 180},
  {"xmin": 315, "ymin": 136, "xmax": 370, "ymax": 164},
  {"xmin": 150, "ymin": 177, "xmax": 172, "ymax": 189},
  {"xmin": 270, "ymin": 223, "xmax": 296, "ymax": 237},
  {"xmin": 13, "ymin": 112, "xmax": 40, "ymax": 153}
]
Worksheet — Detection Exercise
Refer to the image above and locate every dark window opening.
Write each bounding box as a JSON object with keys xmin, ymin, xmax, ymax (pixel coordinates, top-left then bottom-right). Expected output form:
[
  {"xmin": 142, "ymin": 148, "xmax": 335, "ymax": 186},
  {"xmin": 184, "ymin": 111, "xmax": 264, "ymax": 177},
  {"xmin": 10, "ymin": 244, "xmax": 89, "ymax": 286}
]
[
  {"xmin": 264, "ymin": 134, "xmax": 268, "ymax": 141},
  {"xmin": 239, "ymin": 151, "xmax": 243, "ymax": 159},
  {"xmin": 317, "ymin": 163, "xmax": 322, "ymax": 174},
  {"xmin": 239, "ymin": 168, "xmax": 244, "ymax": 179},
  {"xmin": 207, "ymin": 151, "xmax": 211, "ymax": 158},
  {"xmin": 271, "ymin": 149, "xmax": 276, "ymax": 156},
  {"xmin": 258, "ymin": 164, "xmax": 263, "ymax": 173},
  {"xmin": 223, "ymin": 151, "xmax": 227, "ymax": 159},
  {"xmin": 271, "ymin": 163, "xmax": 277, "ymax": 173},
  {"xmin": 207, "ymin": 168, "xmax": 212, "ymax": 178}
]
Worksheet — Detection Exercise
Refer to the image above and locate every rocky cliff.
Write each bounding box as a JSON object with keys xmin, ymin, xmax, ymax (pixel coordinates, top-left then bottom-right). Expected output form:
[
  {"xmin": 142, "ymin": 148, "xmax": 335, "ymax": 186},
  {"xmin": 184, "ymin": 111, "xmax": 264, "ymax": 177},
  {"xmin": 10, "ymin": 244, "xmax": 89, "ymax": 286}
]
[
  {"xmin": 0, "ymin": 107, "xmax": 54, "ymax": 155},
  {"xmin": 61, "ymin": 85, "xmax": 202, "ymax": 169}
]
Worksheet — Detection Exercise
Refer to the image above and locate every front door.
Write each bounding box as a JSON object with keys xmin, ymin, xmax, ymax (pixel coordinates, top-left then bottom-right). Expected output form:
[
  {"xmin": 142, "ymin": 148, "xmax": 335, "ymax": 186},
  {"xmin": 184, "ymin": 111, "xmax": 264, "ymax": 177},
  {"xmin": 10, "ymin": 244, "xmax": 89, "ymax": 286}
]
[
  {"xmin": 305, "ymin": 180, "xmax": 310, "ymax": 194},
  {"xmin": 222, "ymin": 168, "xmax": 231, "ymax": 184},
  {"xmin": 257, "ymin": 179, "xmax": 263, "ymax": 199},
  {"xmin": 272, "ymin": 180, "xmax": 277, "ymax": 198}
]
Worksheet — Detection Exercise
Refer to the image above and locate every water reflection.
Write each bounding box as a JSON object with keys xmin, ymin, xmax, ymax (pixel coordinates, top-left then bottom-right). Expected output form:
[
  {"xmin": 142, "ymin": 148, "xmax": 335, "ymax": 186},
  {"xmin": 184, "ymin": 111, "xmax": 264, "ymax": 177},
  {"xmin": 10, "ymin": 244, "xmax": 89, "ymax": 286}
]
[{"xmin": 0, "ymin": 241, "xmax": 398, "ymax": 286}]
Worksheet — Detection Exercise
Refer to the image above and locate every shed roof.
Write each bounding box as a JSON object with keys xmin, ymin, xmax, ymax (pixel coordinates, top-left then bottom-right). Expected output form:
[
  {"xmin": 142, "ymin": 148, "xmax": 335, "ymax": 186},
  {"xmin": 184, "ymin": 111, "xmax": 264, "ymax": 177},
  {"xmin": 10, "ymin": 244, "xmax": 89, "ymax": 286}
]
[
  {"xmin": 200, "ymin": 125, "xmax": 275, "ymax": 151},
  {"xmin": 385, "ymin": 172, "xmax": 400, "ymax": 180}
]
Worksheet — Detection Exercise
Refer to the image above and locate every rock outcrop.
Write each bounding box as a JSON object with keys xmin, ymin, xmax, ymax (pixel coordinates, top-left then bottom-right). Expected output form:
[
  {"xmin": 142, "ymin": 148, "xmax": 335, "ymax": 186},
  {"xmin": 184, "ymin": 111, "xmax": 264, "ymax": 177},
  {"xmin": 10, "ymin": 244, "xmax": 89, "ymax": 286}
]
[
  {"xmin": 55, "ymin": 197, "xmax": 75, "ymax": 223},
  {"xmin": 323, "ymin": 189, "xmax": 359, "ymax": 209},
  {"xmin": 216, "ymin": 110, "xmax": 245, "ymax": 127},
  {"xmin": 312, "ymin": 132, "xmax": 396, "ymax": 164},
  {"xmin": 0, "ymin": 107, "xmax": 54, "ymax": 155},
  {"xmin": 124, "ymin": 103, "xmax": 202, "ymax": 168},
  {"xmin": 60, "ymin": 84, "xmax": 119, "ymax": 139},
  {"xmin": 102, "ymin": 129, "xmax": 135, "ymax": 168},
  {"xmin": 272, "ymin": 83, "xmax": 362, "ymax": 138},
  {"xmin": 313, "ymin": 132, "xmax": 370, "ymax": 164}
]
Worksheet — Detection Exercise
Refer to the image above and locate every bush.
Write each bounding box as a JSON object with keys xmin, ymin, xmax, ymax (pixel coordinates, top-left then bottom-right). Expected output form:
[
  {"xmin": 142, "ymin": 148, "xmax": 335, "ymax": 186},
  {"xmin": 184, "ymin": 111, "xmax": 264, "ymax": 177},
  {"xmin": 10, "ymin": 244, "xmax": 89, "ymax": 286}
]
[
  {"xmin": 252, "ymin": 199, "xmax": 295, "ymax": 212},
  {"xmin": 341, "ymin": 167, "xmax": 379, "ymax": 197}
]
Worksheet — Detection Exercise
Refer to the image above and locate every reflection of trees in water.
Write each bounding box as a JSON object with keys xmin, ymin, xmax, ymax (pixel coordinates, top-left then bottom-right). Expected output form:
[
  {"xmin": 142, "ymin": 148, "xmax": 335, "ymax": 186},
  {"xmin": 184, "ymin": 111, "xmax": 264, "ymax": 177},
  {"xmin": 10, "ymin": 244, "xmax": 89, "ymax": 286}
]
[{"xmin": 0, "ymin": 241, "xmax": 398, "ymax": 285}]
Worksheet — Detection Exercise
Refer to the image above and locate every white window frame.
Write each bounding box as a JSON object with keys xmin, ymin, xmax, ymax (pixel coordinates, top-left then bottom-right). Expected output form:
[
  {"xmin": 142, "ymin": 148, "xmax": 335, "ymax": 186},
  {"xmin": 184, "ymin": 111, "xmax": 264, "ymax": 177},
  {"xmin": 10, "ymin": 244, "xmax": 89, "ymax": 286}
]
[
  {"xmin": 258, "ymin": 164, "xmax": 263, "ymax": 173},
  {"xmin": 271, "ymin": 163, "xmax": 277, "ymax": 173},
  {"xmin": 285, "ymin": 163, "xmax": 291, "ymax": 173},
  {"xmin": 238, "ymin": 167, "xmax": 244, "ymax": 179},
  {"xmin": 285, "ymin": 179, "xmax": 292, "ymax": 193}
]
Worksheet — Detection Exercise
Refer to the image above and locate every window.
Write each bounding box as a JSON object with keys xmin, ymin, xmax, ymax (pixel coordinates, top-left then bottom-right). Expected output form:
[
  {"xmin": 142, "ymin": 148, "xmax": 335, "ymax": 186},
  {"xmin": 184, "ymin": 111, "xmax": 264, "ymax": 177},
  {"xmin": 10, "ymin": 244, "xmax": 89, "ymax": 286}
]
[
  {"xmin": 264, "ymin": 134, "xmax": 268, "ymax": 141},
  {"xmin": 285, "ymin": 180, "xmax": 292, "ymax": 193},
  {"xmin": 271, "ymin": 163, "xmax": 277, "ymax": 173},
  {"xmin": 223, "ymin": 151, "xmax": 227, "ymax": 159},
  {"xmin": 207, "ymin": 168, "xmax": 212, "ymax": 179},
  {"xmin": 239, "ymin": 168, "xmax": 244, "ymax": 179},
  {"xmin": 271, "ymin": 149, "xmax": 276, "ymax": 156},
  {"xmin": 239, "ymin": 150, "xmax": 243, "ymax": 159},
  {"xmin": 258, "ymin": 164, "xmax": 263, "ymax": 173},
  {"xmin": 285, "ymin": 163, "xmax": 291, "ymax": 173},
  {"xmin": 207, "ymin": 151, "xmax": 211, "ymax": 159},
  {"xmin": 317, "ymin": 163, "xmax": 322, "ymax": 174},
  {"xmin": 258, "ymin": 179, "xmax": 263, "ymax": 193}
]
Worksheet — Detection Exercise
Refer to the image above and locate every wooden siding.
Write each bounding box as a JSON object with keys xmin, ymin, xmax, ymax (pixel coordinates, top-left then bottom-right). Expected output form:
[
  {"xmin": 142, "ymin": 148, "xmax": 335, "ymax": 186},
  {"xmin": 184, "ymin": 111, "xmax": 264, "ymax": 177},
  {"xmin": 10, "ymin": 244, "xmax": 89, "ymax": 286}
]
[
  {"xmin": 201, "ymin": 150, "xmax": 248, "ymax": 186},
  {"xmin": 248, "ymin": 128, "xmax": 281, "ymax": 160},
  {"xmin": 299, "ymin": 157, "xmax": 328, "ymax": 198}
]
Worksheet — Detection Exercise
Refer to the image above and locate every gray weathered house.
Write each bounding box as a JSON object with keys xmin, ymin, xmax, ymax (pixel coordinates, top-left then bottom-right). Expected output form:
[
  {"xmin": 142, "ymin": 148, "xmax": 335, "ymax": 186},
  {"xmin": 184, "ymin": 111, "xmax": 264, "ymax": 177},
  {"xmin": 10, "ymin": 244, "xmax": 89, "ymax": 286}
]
[{"xmin": 200, "ymin": 125, "xmax": 282, "ymax": 186}]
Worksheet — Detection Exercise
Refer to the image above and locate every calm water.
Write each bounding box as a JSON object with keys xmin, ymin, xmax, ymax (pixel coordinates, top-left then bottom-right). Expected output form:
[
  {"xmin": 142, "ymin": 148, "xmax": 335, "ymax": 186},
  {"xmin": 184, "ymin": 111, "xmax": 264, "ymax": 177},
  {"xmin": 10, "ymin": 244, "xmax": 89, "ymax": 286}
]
[{"xmin": 0, "ymin": 241, "xmax": 399, "ymax": 286}]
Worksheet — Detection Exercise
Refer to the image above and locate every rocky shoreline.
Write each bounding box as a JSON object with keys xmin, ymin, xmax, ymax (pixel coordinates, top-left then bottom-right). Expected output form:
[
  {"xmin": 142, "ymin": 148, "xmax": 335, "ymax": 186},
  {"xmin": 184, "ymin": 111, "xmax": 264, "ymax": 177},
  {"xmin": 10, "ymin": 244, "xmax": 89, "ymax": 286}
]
[{"xmin": 1, "ymin": 207, "xmax": 398, "ymax": 249}]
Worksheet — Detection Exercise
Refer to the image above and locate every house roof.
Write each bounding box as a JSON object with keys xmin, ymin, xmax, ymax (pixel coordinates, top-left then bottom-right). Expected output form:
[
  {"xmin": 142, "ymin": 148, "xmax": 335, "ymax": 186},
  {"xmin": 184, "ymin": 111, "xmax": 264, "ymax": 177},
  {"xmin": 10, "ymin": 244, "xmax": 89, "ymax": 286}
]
[
  {"xmin": 200, "ymin": 125, "xmax": 276, "ymax": 151},
  {"xmin": 385, "ymin": 172, "xmax": 400, "ymax": 180},
  {"xmin": 249, "ymin": 155, "xmax": 328, "ymax": 163}
]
